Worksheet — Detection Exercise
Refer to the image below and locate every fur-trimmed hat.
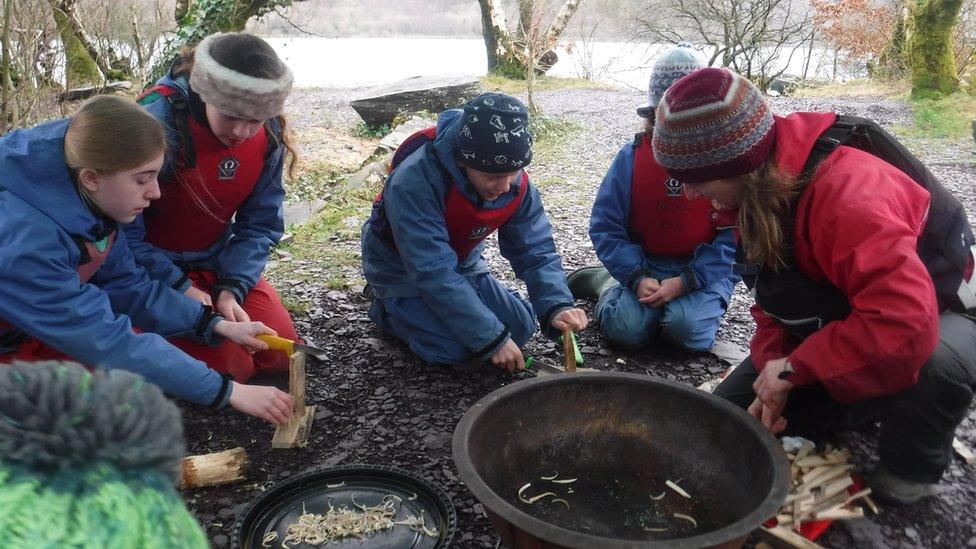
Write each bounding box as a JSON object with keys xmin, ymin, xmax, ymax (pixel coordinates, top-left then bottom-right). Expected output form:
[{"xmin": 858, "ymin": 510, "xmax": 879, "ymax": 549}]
[
  {"xmin": 189, "ymin": 32, "xmax": 293, "ymax": 121},
  {"xmin": 453, "ymin": 92, "xmax": 533, "ymax": 174}
]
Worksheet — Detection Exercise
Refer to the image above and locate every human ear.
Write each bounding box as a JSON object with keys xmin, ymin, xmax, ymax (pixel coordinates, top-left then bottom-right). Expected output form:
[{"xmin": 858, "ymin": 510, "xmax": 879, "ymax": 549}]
[{"xmin": 77, "ymin": 167, "xmax": 101, "ymax": 194}]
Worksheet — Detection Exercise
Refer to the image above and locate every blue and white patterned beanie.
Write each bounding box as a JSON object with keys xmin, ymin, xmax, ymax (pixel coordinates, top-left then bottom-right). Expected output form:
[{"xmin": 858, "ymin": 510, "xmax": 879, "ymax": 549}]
[
  {"xmin": 453, "ymin": 92, "xmax": 533, "ymax": 173},
  {"xmin": 637, "ymin": 41, "xmax": 705, "ymax": 118}
]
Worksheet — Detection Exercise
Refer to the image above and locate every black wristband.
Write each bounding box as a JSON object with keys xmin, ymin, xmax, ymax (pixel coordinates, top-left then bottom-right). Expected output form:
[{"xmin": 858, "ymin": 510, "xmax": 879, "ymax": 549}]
[{"xmin": 208, "ymin": 373, "xmax": 233, "ymax": 408}]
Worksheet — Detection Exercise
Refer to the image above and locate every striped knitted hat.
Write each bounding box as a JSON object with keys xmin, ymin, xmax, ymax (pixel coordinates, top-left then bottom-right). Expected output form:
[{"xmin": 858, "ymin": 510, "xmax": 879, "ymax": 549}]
[
  {"xmin": 652, "ymin": 68, "xmax": 776, "ymax": 184},
  {"xmin": 637, "ymin": 41, "xmax": 704, "ymax": 117}
]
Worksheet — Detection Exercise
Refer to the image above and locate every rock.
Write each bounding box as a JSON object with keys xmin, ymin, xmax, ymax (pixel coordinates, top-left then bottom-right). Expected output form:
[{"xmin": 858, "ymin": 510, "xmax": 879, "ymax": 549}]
[
  {"xmin": 350, "ymin": 74, "xmax": 482, "ymax": 128},
  {"xmin": 904, "ymin": 527, "xmax": 919, "ymax": 541},
  {"xmin": 967, "ymin": 535, "xmax": 976, "ymax": 546},
  {"xmin": 283, "ymin": 198, "xmax": 327, "ymax": 227},
  {"xmin": 972, "ymin": 120, "xmax": 975, "ymax": 147},
  {"xmin": 344, "ymin": 157, "xmax": 390, "ymax": 191},
  {"xmin": 378, "ymin": 114, "xmax": 438, "ymax": 154},
  {"xmin": 212, "ymin": 534, "xmax": 229, "ymax": 547},
  {"xmin": 710, "ymin": 340, "xmax": 749, "ymax": 365}
]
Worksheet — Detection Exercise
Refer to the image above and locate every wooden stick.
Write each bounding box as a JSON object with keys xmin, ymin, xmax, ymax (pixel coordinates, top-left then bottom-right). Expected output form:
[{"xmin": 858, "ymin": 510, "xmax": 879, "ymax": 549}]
[
  {"xmin": 180, "ymin": 447, "xmax": 247, "ymax": 489},
  {"xmin": 953, "ymin": 437, "xmax": 976, "ymax": 464},
  {"xmin": 272, "ymin": 351, "xmax": 316, "ymax": 449},
  {"xmin": 760, "ymin": 525, "xmax": 826, "ymax": 549},
  {"xmin": 562, "ymin": 328, "xmax": 577, "ymax": 372},
  {"xmin": 795, "ymin": 439, "xmax": 815, "ymax": 461},
  {"xmin": 813, "ymin": 506, "xmax": 864, "ymax": 521}
]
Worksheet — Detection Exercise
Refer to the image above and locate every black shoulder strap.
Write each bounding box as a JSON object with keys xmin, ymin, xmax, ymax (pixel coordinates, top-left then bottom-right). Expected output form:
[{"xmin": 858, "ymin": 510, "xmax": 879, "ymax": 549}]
[
  {"xmin": 800, "ymin": 116, "xmax": 859, "ymax": 180},
  {"xmin": 633, "ymin": 132, "xmax": 645, "ymax": 147}
]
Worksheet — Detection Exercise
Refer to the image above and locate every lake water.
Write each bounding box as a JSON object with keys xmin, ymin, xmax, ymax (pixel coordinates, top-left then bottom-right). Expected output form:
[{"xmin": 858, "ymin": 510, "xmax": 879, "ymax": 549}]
[{"xmin": 265, "ymin": 36, "xmax": 851, "ymax": 91}]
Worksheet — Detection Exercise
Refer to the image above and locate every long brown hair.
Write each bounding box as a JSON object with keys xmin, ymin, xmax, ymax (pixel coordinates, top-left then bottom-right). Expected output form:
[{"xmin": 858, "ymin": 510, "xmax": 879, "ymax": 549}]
[
  {"xmin": 736, "ymin": 162, "xmax": 806, "ymax": 269},
  {"xmin": 174, "ymin": 35, "xmax": 299, "ymax": 180},
  {"xmin": 65, "ymin": 95, "xmax": 166, "ymax": 210}
]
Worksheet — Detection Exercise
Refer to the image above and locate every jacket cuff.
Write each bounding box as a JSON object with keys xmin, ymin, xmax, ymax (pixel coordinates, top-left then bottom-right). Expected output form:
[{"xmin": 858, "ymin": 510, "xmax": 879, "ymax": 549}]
[
  {"xmin": 195, "ymin": 305, "xmax": 225, "ymax": 346},
  {"xmin": 474, "ymin": 327, "xmax": 511, "ymax": 361},
  {"xmin": 680, "ymin": 266, "xmax": 701, "ymax": 292},
  {"xmin": 172, "ymin": 272, "xmax": 191, "ymax": 292},
  {"xmin": 212, "ymin": 277, "xmax": 248, "ymax": 304},
  {"xmin": 785, "ymin": 353, "xmax": 817, "ymax": 387},
  {"xmin": 540, "ymin": 302, "xmax": 574, "ymax": 340},
  {"xmin": 208, "ymin": 373, "xmax": 234, "ymax": 409},
  {"xmin": 626, "ymin": 268, "xmax": 652, "ymax": 293}
]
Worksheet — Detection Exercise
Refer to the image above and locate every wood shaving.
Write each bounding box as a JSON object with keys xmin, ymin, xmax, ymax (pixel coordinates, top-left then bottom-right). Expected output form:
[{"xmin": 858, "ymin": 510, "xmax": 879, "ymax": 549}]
[
  {"xmin": 540, "ymin": 472, "xmax": 559, "ymax": 480},
  {"xmin": 551, "ymin": 498, "xmax": 570, "ymax": 509},
  {"xmin": 649, "ymin": 491, "xmax": 666, "ymax": 501},
  {"xmin": 551, "ymin": 477, "xmax": 578, "ymax": 484},
  {"xmin": 262, "ymin": 531, "xmax": 278, "ymax": 547},
  {"xmin": 666, "ymin": 480, "xmax": 691, "ymax": 499},
  {"xmin": 673, "ymin": 513, "xmax": 698, "ymax": 527},
  {"xmin": 279, "ymin": 496, "xmax": 436, "ymax": 547}
]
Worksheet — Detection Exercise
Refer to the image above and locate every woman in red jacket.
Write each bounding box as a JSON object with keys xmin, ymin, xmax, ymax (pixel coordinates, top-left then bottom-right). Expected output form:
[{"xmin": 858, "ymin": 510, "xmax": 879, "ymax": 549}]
[{"xmin": 652, "ymin": 67, "xmax": 976, "ymax": 504}]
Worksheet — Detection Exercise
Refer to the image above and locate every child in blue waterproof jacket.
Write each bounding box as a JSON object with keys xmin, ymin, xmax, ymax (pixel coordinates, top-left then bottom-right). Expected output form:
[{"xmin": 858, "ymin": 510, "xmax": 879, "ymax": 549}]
[
  {"xmin": 575, "ymin": 43, "xmax": 738, "ymax": 352},
  {"xmin": 361, "ymin": 93, "xmax": 587, "ymax": 371},
  {"xmin": 0, "ymin": 95, "xmax": 293, "ymax": 425}
]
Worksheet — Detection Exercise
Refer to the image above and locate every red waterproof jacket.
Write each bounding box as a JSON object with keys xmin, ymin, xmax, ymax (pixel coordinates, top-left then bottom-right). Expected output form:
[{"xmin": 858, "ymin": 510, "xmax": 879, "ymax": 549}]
[{"xmin": 751, "ymin": 112, "xmax": 939, "ymax": 402}]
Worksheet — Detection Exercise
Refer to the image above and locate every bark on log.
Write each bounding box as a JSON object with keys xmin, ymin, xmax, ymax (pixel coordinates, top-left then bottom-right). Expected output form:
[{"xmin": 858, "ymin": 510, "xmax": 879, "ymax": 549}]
[{"xmin": 180, "ymin": 447, "xmax": 248, "ymax": 489}]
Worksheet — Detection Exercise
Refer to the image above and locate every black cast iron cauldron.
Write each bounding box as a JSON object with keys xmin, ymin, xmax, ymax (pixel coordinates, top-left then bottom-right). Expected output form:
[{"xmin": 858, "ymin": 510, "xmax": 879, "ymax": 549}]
[{"xmin": 452, "ymin": 372, "xmax": 789, "ymax": 548}]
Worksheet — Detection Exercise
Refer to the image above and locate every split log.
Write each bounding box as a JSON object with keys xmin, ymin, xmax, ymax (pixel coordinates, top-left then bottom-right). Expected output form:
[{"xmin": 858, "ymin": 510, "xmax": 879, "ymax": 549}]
[
  {"xmin": 180, "ymin": 447, "xmax": 247, "ymax": 489},
  {"xmin": 271, "ymin": 351, "xmax": 315, "ymax": 449},
  {"xmin": 57, "ymin": 80, "xmax": 132, "ymax": 102},
  {"xmin": 760, "ymin": 525, "xmax": 826, "ymax": 549}
]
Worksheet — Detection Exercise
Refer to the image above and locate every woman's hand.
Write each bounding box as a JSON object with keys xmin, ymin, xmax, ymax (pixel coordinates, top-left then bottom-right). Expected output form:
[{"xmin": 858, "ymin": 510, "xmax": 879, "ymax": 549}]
[
  {"xmin": 749, "ymin": 357, "xmax": 795, "ymax": 434},
  {"xmin": 639, "ymin": 276, "xmax": 685, "ymax": 307},
  {"xmin": 185, "ymin": 285, "xmax": 212, "ymax": 306},
  {"xmin": 214, "ymin": 320, "xmax": 275, "ymax": 351},
  {"xmin": 228, "ymin": 382, "xmax": 293, "ymax": 425},
  {"xmin": 490, "ymin": 339, "xmax": 525, "ymax": 372},
  {"xmin": 215, "ymin": 290, "xmax": 250, "ymax": 322},
  {"xmin": 550, "ymin": 308, "xmax": 588, "ymax": 332}
]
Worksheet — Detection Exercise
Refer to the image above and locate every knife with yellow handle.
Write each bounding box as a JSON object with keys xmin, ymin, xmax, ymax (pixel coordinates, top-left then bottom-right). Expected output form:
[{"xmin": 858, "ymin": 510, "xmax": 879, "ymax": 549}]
[{"xmin": 257, "ymin": 335, "xmax": 328, "ymax": 360}]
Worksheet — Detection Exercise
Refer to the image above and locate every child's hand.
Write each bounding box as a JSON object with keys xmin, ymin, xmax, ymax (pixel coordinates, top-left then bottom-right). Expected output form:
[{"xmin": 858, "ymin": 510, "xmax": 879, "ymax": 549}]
[
  {"xmin": 214, "ymin": 320, "xmax": 274, "ymax": 351},
  {"xmin": 185, "ymin": 285, "xmax": 212, "ymax": 306},
  {"xmin": 490, "ymin": 339, "xmax": 525, "ymax": 372},
  {"xmin": 635, "ymin": 277, "xmax": 661, "ymax": 300},
  {"xmin": 639, "ymin": 276, "xmax": 685, "ymax": 307},
  {"xmin": 228, "ymin": 382, "xmax": 293, "ymax": 425},
  {"xmin": 550, "ymin": 308, "xmax": 588, "ymax": 331},
  {"xmin": 215, "ymin": 290, "xmax": 250, "ymax": 322}
]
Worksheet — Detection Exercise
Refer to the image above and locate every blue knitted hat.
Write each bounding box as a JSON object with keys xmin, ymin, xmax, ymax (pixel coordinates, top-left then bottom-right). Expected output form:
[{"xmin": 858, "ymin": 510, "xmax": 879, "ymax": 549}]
[
  {"xmin": 638, "ymin": 42, "xmax": 705, "ymax": 118},
  {"xmin": 454, "ymin": 92, "xmax": 533, "ymax": 173}
]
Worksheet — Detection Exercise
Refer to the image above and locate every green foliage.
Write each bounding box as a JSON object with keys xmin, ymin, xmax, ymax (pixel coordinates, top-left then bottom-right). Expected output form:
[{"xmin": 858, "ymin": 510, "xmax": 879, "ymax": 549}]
[
  {"xmin": 479, "ymin": 74, "xmax": 611, "ymax": 95},
  {"xmin": 906, "ymin": 0, "xmax": 965, "ymax": 97},
  {"xmin": 146, "ymin": 0, "xmax": 294, "ymax": 85},
  {"xmin": 353, "ymin": 121, "xmax": 392, "ymax": 139},
  {"xmin": 904, "ymin": 92, "xmax": 976, "ymax": 138},
  {"xmin": 530, "ymin": 115, "xmax": 582, "ymax": 144}
]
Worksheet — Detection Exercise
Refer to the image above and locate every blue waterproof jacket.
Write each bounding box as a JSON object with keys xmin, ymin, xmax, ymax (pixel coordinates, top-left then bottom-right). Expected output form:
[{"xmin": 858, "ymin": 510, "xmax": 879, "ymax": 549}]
[
  {"xmin": 0, "ymin": 118, "xmax": 230, "ymax": 407},
  {"xmin": 590, "ymin": 141, "xmax": 737, "ymax": 299},
  {"xmin": 361, "ymin": 109, "xmax": 574, "ymax": 360},
  {"xmin": 123, "ymin": 71, "xmax": 286, "ymax": 304}
]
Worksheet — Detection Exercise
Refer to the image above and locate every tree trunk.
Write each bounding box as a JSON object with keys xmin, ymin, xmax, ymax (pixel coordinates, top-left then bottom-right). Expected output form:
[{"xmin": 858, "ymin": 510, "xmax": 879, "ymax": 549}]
[
  {"xmin": 879, "ymin": 2, "xmax": 909, "ymax": 76},
  {"xmin": 477, "ymin": 0, "xmax": 500, "ymax": 70},
  {"xmin": 538, "ymin": 0, "xmax": 583, "ymax": 54},
  {"xmin": 477, "ymin": 0, "xmax": 580, "ymax": 78},
  {"xmin": 520, "ymin": 0, "xmax": 538, "ymax": 114},
  {"xmin": 1, "ymin": 0, "xmax": 16, "ymax": 132},
  {"xmin": 175, "ymin": 0, "xmax": 191, "ymax": 22},
  {"xmin": 906, "ymin": 0, "xmax": 964, "ymax": 96},
  {"xmin": 50, "ymin": 2, "xmax": 100, "ymax": 88}
]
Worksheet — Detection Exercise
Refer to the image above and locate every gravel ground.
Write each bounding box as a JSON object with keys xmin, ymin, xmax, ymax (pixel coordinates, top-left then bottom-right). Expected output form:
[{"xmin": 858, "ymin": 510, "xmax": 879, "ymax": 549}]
[{"xmin": 180, "ymin": 85, "xmax": 976, "ymax": 548}]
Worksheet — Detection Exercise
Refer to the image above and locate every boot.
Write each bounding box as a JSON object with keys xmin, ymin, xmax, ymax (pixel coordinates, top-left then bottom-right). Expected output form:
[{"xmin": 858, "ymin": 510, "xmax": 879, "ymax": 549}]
[
  {"xmin": 566, "ymin": 265, "xmax": 615, "ymax": 300},
  {"xmin": 868, "ymin": 464, "xmax": 935, "ymax": 505}
]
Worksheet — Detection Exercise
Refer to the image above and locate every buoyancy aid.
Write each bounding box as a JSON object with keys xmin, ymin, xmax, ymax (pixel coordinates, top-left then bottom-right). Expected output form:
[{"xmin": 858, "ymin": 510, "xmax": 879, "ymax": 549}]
[
  {"xmin": 369, "ymin": 126, "xmax": 527, "ymax": 259},
  {"xmin": 0, "ymin": 231, "xmax": 116, "ymax": 348},
  {"xmin": 629, "ymin": 133, "xmax": 726, "ymax": 255},
  {"xmin": 137, "ymin": 84, "xmax": 269, "ymax": 252}
]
